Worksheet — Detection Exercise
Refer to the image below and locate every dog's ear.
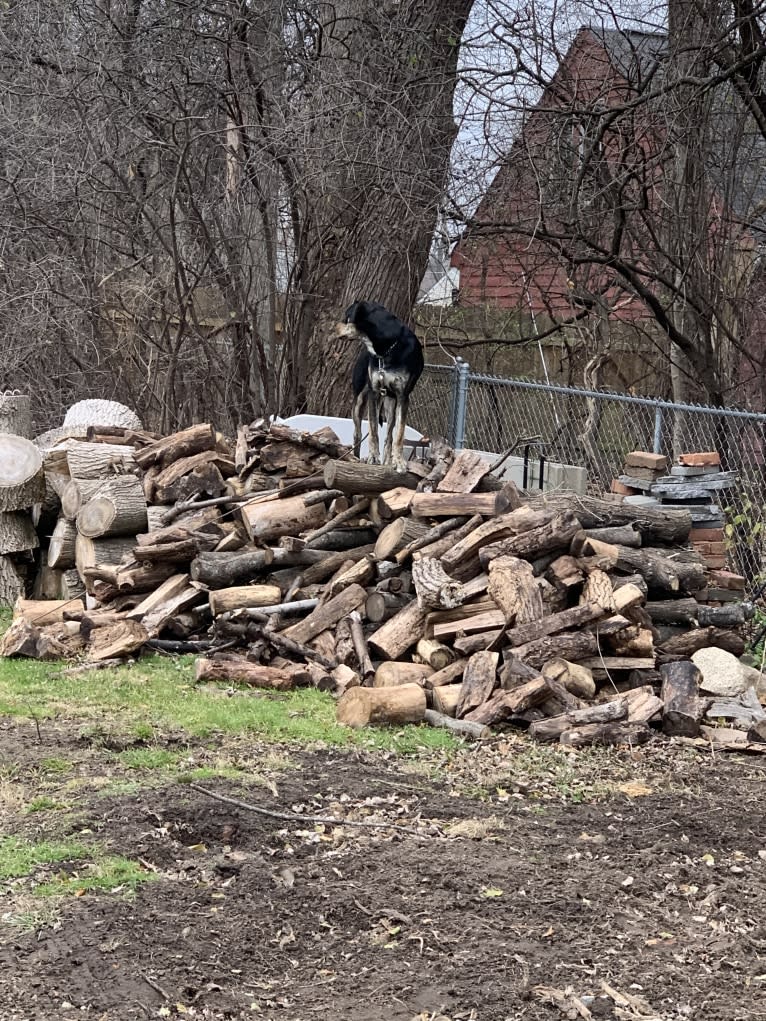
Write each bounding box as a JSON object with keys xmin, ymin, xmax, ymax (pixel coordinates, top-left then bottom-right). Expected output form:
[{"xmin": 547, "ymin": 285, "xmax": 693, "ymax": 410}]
[{"xmin": 344, "ymin": 301, "xmax": 362, "ymax": 324}]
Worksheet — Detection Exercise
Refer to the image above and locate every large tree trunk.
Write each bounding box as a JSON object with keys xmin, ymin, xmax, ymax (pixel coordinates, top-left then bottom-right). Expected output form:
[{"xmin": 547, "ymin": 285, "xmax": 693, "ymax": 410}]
[{"xmin": 300, "ymin": 1, "xmax": 475, "ymax": 414}]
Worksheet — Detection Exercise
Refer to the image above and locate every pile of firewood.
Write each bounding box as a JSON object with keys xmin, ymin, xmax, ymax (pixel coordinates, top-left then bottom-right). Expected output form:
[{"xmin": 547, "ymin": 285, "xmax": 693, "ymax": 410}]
[{"xmin": 2, "ymin": 415, "xmax": 765, "ymax": 750}]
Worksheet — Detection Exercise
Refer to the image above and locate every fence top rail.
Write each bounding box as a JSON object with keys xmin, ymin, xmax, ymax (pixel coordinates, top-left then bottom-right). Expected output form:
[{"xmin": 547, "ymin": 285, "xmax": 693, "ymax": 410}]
[{"xmin": 423, "ymin": 364, "xmax": 766, "ymax": 422}]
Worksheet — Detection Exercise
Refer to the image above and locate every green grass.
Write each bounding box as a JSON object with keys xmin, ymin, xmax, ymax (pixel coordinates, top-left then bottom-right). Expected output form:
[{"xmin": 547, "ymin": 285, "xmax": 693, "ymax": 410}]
[
  {"xmin": 117, "ymin": 747, "xmax": 184, "ymax": 769},
  {"xmin": 0, "ymin": 653, "xmax": 458, "ymax": 753},
  {"xmin": 25, "ymin": 796, "xmax": 68, "ymax": 813},
  {"xmin": 0, "ymin": 836, "xmax": 92, "ymax": 880},
  {"xmin": 0, "ymin": 835, "xmax": 155, "ymax": 898}
]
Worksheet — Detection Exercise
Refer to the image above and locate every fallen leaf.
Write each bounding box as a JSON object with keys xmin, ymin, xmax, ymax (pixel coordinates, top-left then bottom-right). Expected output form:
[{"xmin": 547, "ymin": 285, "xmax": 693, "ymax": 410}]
[
  {"xmin": 617, "ymin": 781, "xmax": 653, "ymax": 798},
  {"xmin": 480, "ymin": 887, "xmax": 504, "ymax": 898}
]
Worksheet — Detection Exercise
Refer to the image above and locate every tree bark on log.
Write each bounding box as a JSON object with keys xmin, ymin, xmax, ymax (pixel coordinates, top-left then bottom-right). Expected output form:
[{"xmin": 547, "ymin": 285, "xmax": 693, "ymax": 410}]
[
  {"xmin": 645, "ymin": 599, "xmax": 749, "ymax": 627},
  {"xmin": 336, "ymin": 682, "xmax": 427, "ymax": 728},
  {"xmin": 190, "ymin": 549, "xmax": 276, "ymax": 588},
  {"xmin": 487, "ymin": 555, "xmax": 544, "ymax": 625},
  {"xmin": 368, "ymin": 599, "xmax": 427, "ymax": 660},
  {"xmin": 134, "ymin": 423, "xmax": 217, "ymax": 470},
  {"xmin": 323, "ymin": 460, "xmax": 421, "ymax": 495},
  {"xmin": 463, "ymin": 676, "xmax": 549, "ymax": 725},
  {"xmin": 0, "ymin": 511, "xmax": 39, "ymax": 554},
  {"xmin": 416, "ymin": 638, "xmax": 455, "ymax": 671},
  {"xmin": 424, "ymin": 658, "xmax": 467, "ymax": 689},
  {"xmin": 410, "ymin": 491, "xmax": 511, "ymax": 518},
  {"xmin": 431, "ymin": 684, "xmax": 462, "ymax": 716},
  {"xmin": 540, "ymin": 657, "xmax": 596, "ymax": 699},
  {"xmin": 526, "ymin": 492, "xmax": 692, "ymax": 543},
  {"xmin": 412, "ymin": 557, "xmax": 465, "ymax": 610},
  {"xmin": 660, "ymin": 660, "xmax": 705, "ymax": 737},
  {"xmin": 511, "ymin": 631, "xmax": 599, "ymax": 671},
  {"xmin": 441, "ymin": 507, "xmax": 554, "ymax": 573},
  {"xmin": 374, "ymin": 516, "xmax": 430, "ymax": 560},
  {"xmin": 88, "ymin": 619, "xmax": 148, "ymax": 661},
  {"xmin": 373, "ymin": 661, "xmax": 434, "ymax": 687},
  {"xmin": 505, "ymin": 602, "xmax": 604, "ymax": 649},
  {"xmin": 76, "ymin": 476, "xmax": 147, "ymax": 538},
  {"xmin": 282, "ymin": 584, "xmax": 367, "ymax": 645},
  {"xmin": 66, "ymin": 441, "xmax": 137, "ymax": 478},
  {"xmin": 208, "ymin": 585, "xmax": 283, "ymax": 616},
  {"xmin": 423, "ymin": 708, "xmax": 489, "ymax": 740},
  {"xmin": 657, "ymin": 627, "xmax": 745, "ymax": 661},
  {"xmin": 529, "ymin": 698, "xmax": 628, "ymax": 742},
  {"xmin": 405, "ymin": 514, "xmax": 479, "ymax": 563},
  {"xmin": 240, "ymin": 493, "xmax": 326, "ymax": 543},
  {"xmin": 559, "ymin": 722, "xmax": 652, "ymax": 747},
  {"xmin": 195, "ymin": 656, "xmax": 294, "ymax": 690},
  {"xmin": 478, "ymin": 510, "xmax": 581, "ymax": 566},
  {"xmin": 456, "ymin": 650, "xmax": 499, "ymax": 718}
]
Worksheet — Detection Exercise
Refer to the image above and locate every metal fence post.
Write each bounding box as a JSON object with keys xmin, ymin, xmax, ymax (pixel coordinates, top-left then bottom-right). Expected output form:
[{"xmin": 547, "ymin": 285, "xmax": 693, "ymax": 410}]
[
  {"xmin": 450, "ymin": 357, "xmax": 469, "ymax": 450},
  {"xmin": 653, "ymin": 403, "xmax": 663, "ymax": 454}
]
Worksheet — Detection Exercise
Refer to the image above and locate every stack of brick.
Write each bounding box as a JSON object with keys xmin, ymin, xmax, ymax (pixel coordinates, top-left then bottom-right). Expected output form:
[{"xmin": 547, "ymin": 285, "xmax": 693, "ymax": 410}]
[
  {"xmin": 650, "ymin": 452, "xmax": 733, "ymax": 535},
  {"xmin": 612, "ymin": 451, "xmax": 668, "ymax": 500}
]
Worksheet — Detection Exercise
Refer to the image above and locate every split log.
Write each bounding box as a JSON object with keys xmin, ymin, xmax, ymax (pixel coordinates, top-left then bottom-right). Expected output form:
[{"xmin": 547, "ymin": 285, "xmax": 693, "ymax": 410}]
[
  {"xmin": 126, "ymin": 574, "xmax": 192, "ymax": 621},
  {"xmin": 282, "ymin": 584, "xmax": 367, "ymax": 645},
  {"xmin": 620, "ymin": 685, "xmax": 664, "ymax": 723},
  {"xmin": 374, "ymin": 516, "xmax": 430, "ymax": 560},
  {"xmin": 505, "ymin": 602, "xmax": 604, "ymax": 649},
  {"xmin": 75, "ymin": 534, "xmax": 136, "ymax": 578},
  {"xmin": 0, "ymin": 511, "xmax": 39, "ymax": 554},
  {"xmin": 456, "ymin": 650, "xmax": 499, "ymax": 718},
  {"xmin": 347, "ymin": 610, "xmax": 374, "ymax": 681},
  {"xmin": 331, "ymin": 664, "xmax": 361, "ymax": 695},
  {"xmin": 134, "ymin": 423, "xmax": 217, "ymax": 470},
  {"xmin": 580, "ymin": 568, "xmax": 615, "ymax": 613},
  {"xmin": 660, "ymin": 660, "xmax": 705, "ymax": 737},
  {"xmin": 0, "ymin": 617, "xmax": 79, "ymax": 659},
  {"xmin": 373, "ymin": 662, "xmax": 434, "ymax": 687},
  {"xmin": 429, "ymin": 600, "xmax": 505, "ymax": 641},
  {"xmin": 377, "ymin": 486, "xmax": 416, "ymax": 519},
  {"xmin": 300, "ymin": 545, "xmax": 376, "ymax": 586},
  {"xmin": 416, "ymin": 638, "xmax": 455, "ymax": 671},
  {"xmin": 323, "ymin": 556, "xmax": 376, "ymax": 602},
  {"xmin": 478, "ymin": 510, "xmax": 581, "ymax": 566},
  {"xmin": 559, "ymin": 722, "xmax": 652, "ymax": 747},
  {"xmin": 0, "ymin": 433, "xmax": 44, "ymax": 511},
  {"xmin": 76, "ymin": 475, "xmax": 147, "ymax": 538},
  {"xmin": 529, "ymin": 698, "xmax": 628, "ymax": 742},
  {"xmin": 487, "ymin": 556, "xmax": 544, "ymax": 625},
  {"xmin": 132, "ymin": 538, "xmax": 202, "ymax": 562},
  {"xmin": 423, "ymin": 658, "xmax": 466, "ymax": 689},
  {"xmin": 14, "ymin": 597, "xmax": 84, "ymax": 626},
  {"xmin": 368, "ymin": 599, "xmax": 428, "ymax": 660},
  {"xmin": 579, "ymin": 656, "xmax": 655, "ymax": 672},
  {"xmin": 610, "ymin": 628, "xmax": 655, "ymax": 658},
  {"xmin": 240, "ymin": 493, "xmax": 326, "ymax": 543},
  {"xmin": 140, "ymin": 586, "xmax": 204, "ymax": 638},
  {"xmin": 463, "ymin": 675, "xmax": 548, "ymax": 726},
  {"xmin": 195, "ymin": 657, "xmax": 294, "ymax": 691},
  {"xmin": 423, "ymin": 708, "xmax": 490, "ymax": 740},
  {"xmin": 440, "ymin": 507, "xmax": 553, "ymax": 574},
  {"xmin": 437, "ymin": 449, "xmax": 492, "ymax": 492},
  {"xmin": 613, "ymin": 583, "xmax": 645, "ymax": 613},
  {"xmin": 526, "ymin": 492, "xmax": 692, "ymax": 543},
  {"xmin": 511, "ymin": 631, "xmax": 599, "ymax": 671},
  {"xmin": 411, "ymin": 557, "xmax": 465, "ymax": 610},
  {"xmin": 88, "ymin": 619, "xmax": 148, "ymax": 661},
  {"xmin": 303, "ymin": 497, "xmax": 371, "ymax": 543},
  {"xmin": 431, "ymin": 684, "xmax": 462, "ymax": 716},
  {"xmin": 541, "ymin": 658, "xmax": 596, "ymax": 700},
  {"xmin": 323, "ymin": 460, "xmax": 421, "ymax": 495},
  {"xmin": 336, "ymin": 682, "xmax": 427, "ymax": 728},
  {"xmin": 66, "ymin": 441, "xmax": 137, "ymax": 478}
]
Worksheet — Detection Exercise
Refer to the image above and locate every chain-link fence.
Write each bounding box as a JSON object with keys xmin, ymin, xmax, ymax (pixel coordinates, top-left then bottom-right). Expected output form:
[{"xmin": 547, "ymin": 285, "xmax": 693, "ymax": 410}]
[{"xmin": 409, "ymin": 362, "xmax": 766, "ymax": 588}]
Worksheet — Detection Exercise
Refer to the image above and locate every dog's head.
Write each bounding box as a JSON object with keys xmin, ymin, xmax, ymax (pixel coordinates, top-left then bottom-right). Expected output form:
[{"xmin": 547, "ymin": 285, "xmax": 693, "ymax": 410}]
[{"xmin": 335, "ymin": 300, "xmax": 403, "ymax": 356}]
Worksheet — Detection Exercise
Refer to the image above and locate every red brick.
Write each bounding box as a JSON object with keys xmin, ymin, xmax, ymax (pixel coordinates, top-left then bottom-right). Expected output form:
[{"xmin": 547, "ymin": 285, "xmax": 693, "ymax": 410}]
[
  {"xmin": 688, "ymin": 527, "xmax": 725, "ymax": 542},
  {"xmin": 611, "ymin": 479, "xmax": 638, "ymax": 496},
  {"xmin": 678, "ymin": 451, "xmax": 721, "ymax": 467},
  {"xmin": 624, "ymin": 451, "xmax": 669, "ymax": 471},
  {"xmin": 707, "ymin": 569, "xmax": 745, "ymax": 591},
  {"xmin": 691, "ymin": 541, "xmax": 726, "ymax": 555},
  {"xmin": 702, "ymin": 555, "xmax": 727, "ymax": 569}
]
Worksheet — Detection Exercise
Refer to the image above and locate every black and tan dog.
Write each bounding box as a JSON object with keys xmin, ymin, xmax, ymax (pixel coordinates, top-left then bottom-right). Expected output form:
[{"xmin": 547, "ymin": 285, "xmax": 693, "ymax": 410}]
[{"xmin": 337, "ymin": 300, "xmax": 424, "ymax": 473}]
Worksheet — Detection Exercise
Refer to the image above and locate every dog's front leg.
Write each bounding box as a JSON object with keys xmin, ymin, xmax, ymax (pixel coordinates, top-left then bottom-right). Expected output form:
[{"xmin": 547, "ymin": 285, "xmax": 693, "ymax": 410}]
[
  {"xmin": 352, "ymin": 391, "xmax": 366, "ymax": 459},
  {"xmin": 391, "ymin": 394, "xmax": 409, "ymax": 473},
  {"xmin": 367, "ymin": 388, "xmax": 381, "ymax": 464}
]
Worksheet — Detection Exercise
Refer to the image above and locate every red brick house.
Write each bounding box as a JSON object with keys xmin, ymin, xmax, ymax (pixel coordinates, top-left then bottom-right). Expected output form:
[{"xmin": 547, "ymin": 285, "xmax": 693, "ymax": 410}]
[{"xmin": 449, "ymin": 27, "xmax": 766, "ymax": 403}]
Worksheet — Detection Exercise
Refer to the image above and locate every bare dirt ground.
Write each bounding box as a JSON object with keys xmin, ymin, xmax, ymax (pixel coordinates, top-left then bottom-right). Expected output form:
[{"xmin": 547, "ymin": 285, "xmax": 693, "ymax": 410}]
[{"xmin": 1, "ymin": 717, "xmax": 766, "ymax": 1021}]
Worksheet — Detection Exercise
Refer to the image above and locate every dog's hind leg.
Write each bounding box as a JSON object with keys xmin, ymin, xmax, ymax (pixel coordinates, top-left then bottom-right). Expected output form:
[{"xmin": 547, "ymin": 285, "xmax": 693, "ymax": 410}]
[
  {"xmin": 391, "ymin": 395, "xmax": 409, "ymax": 473},
  {"xmin": 367, "ymin": 388, "xmax": 381, "ymax": 464},
  {"xmin": 382, "ymin": 394, "xmax": 397, "ymax": 466},
  {"xmin": 352, "ymin": 390, "xmax": 366, "ymax": 458}
]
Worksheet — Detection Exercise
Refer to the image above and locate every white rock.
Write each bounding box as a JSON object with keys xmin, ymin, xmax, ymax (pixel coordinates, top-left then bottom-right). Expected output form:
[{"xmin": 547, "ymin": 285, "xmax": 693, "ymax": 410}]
[{"xmin": 691, "ymin": 647, "xmax": 747, "ymax": 697}]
